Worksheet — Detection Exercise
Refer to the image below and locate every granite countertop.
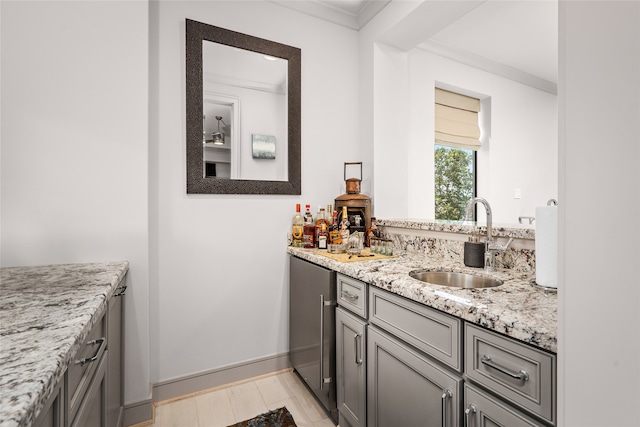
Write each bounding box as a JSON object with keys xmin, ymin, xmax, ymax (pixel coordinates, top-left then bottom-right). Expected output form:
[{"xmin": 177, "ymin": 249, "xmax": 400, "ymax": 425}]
[
  {"xmin": 0, "ymin": 261, "xmax": 129, "ymax": 427},
  {"xmin": 377, "ymin": 218, "xmax": 536, "ymax": 240},
  {"xmin": 287, "ymin": 247, "xmax": 557, "ymax": 354}
]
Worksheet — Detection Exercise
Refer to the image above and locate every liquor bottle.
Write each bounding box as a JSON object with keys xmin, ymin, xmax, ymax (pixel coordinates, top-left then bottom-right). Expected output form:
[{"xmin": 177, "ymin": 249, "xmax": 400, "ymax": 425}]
[
  {"xmin": 340, "ymin": 206, "xmax": 350, "ymax": 242},
  {"xmin": 303, "ymin": 204, "xmax": 315, "ymax": 248},
  {"xmin": 291, "ymin": 204, "xmax": 304, "ymax": 248},
  {"xmin": 329, "ymin": 210, "xmax": 341, "ymax": 244},
  {"xmin": 304, "ymin": 204, "xmax": 313, "ymax": 223},
  {"xmin": 317, "ymin": 223, "xmax": 328, "ymax": 249},
  {"xmin": 365, "ymin": 217, "xmax": 378, "ymax": 247},
  {"xmin": 315, "ymin": 207, "xmax": 330, "ymax": 246}
]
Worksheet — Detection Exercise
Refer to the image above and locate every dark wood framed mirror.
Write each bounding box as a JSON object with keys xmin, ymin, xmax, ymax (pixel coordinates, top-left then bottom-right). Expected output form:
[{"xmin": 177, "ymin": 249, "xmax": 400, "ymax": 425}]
[{"xmin": 186, "ymin": 19, "xmax": 301, "ymax": 194}]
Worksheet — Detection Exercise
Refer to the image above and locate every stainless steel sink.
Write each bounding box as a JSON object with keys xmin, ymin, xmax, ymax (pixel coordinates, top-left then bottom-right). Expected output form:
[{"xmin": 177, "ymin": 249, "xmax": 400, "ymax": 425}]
[{"xmin": 409, "ymin": 271, "xmax": 503, "ymax": 289}]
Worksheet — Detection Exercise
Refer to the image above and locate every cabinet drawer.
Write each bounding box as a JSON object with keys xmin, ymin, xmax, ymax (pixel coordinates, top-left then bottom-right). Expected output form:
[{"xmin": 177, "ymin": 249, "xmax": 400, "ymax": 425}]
[
  {"xmin": 68, "ymin": 311, "xmax": 107, "ymax": 420},
  {"xmin": 369, "ymin": 287, "xmax": 462, "ymax": 371},
  {"xmin": 464, "ymin": 384, "xmax": 546, "ymax": 427},
  {"xmin": 337, "ymin": 274, "xmax": 367, "ymax": 318},
  {"xmin": 465, "ymin": 323, "xmax": 555, "ymax": 424}
]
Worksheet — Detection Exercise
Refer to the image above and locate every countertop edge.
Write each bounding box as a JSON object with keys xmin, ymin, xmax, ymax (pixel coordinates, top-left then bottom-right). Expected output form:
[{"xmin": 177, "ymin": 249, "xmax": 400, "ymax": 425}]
[{"xmin": 0, "ymin": 261, "xmax": 129, "ymax": 427}]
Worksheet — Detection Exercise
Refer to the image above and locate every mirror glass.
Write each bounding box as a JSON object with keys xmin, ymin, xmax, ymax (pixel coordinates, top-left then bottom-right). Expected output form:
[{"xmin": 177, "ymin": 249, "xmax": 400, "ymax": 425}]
[
  {"xmin": 186, "ymin": 19, "xmax": 301, "ymax": 194},
  {"xmin": 202, "ymin": 41, "xmax": 288, "ymax": 181}
]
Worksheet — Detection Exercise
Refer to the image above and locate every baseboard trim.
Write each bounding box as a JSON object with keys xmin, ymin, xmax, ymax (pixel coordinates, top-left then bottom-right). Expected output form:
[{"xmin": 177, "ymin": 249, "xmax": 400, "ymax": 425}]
[
  {"xmin": 125, "ymin": 352, "xmax": 290, "ymax": 426},
  {"xmin": 123, "ymin": 398, "xmax": 153, "ymax": 427}
]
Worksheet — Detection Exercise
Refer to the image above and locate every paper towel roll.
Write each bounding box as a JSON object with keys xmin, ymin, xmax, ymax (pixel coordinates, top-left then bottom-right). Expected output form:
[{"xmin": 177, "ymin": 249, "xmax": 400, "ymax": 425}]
[{"xmin": 535, "ymin": 206, "xmax": 558, "ymax": 288}]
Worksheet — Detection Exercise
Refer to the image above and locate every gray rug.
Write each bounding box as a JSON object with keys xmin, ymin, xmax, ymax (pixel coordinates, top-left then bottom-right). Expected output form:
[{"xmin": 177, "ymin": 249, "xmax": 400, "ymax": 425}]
[{"xmin": 227, "ymin": 406, "xmax": 297, "ymax": 427}]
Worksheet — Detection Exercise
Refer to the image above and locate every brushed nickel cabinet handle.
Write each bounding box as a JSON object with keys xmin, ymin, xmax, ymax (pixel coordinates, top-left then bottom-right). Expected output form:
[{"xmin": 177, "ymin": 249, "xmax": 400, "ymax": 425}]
[
  {"xmin": 320, "ymin": 294, "xmax": 324, "ymax": 390},
  {"xmin": 74, "ymin": 337, "xmax": 106, "ymax": 366},
  {"xmin": 481, "ymin": 355, "xmax": 529, "ymax": 381},
  {"xmin": 464, "ymin": 404, "xmax": 476, "ymax": 427},
  {"xmin": 441, "ymin": 389, "xmax": 452, "ymax": 427},
  {"xmin": 341, "ymin": 290, "xmax": 359, "ymax": 301},
  {"xmin": 354, "ymin": 333, "xmax": 363, "ymax": 365}
]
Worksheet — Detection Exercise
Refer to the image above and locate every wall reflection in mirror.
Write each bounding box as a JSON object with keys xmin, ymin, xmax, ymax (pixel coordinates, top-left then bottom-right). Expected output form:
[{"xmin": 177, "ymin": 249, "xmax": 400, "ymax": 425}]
[{"xmin": 202, "ymin": 40, "xmax": 288, "ymax": 181}]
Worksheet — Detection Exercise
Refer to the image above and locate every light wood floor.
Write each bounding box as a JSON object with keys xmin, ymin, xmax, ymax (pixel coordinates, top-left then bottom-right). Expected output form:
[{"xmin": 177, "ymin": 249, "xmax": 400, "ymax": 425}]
[{"xmin": 135, "ymin": 369, "xmax": 337, "ymax": 427}]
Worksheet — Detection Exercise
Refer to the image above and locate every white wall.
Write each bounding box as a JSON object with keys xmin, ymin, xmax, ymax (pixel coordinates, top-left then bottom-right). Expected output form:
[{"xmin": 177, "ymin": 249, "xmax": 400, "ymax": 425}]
[
  {"xmin": 365, "ymin": 1, "xmax": 557, "ymax": 225},
  {"xmin": 404, "ymin": 50, "xmax": 558, "ymax": 224},
  {"xmin": 0, "ymin": 0, "xmax": 150, "ymax": 405},
  {"xmin": 149, "ymin": 0, "xmax": 360, "ymax": 383},
  {"xmin": 558, "ymin": 1, "xmax": 640, "ymax": 425}
]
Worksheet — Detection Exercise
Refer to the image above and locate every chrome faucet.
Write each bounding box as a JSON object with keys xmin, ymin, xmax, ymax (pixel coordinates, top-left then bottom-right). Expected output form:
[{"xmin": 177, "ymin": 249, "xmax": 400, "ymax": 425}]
[
  {"xmin": 465, "ymin": 197, "xmax": 513, "ymax": 272},
  {"xmin": 465, "ymin": 197, "xmax": 493, "ymax": 243}
]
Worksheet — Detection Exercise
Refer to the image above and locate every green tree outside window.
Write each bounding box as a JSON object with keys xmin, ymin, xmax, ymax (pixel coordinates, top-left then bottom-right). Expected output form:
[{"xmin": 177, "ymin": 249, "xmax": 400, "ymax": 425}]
[{"xmin": 434, "ymin": 145, "xmax": 474, "ymax": 220}]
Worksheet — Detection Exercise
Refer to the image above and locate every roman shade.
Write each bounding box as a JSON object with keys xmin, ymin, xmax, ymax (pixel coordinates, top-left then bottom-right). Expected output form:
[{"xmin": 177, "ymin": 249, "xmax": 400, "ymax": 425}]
[{"xmin": 435, "ymin": 88, "xmax": 481, "ymax": 150}]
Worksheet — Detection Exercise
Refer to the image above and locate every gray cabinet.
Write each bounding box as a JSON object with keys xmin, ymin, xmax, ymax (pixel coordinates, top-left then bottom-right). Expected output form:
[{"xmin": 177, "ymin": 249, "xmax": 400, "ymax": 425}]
[
  {"xmin": 301, "ymin": 260, "xmax": 556, "ymax": 427},
  {"xmin": 464, "ymin": 324, "xmax": 555, "ymax": 425},
  {"xmin": 107, "ymin": 284, "xmax": 125, "ymax": 427},
  {"xmin": 34, "ymin": 379, "xmax": 65, "ymax": 427},
  {"xmin": 367, "ymin": 326, "xmax": 462, "ymax": 427},
  {"xmin": 68, "ymin": 312, "xmax": 107, "ymax": 423},
  {"xmin": 369, "ymin": 287, "xmax": 462, "ymax": 372},
  {"xmin": 71, "ymin": 354, "xmax": 107, "ymax": 427},
  {"xmin": 464, "ymin": 384, "xmax": 544, "ymax": 427},
  {"xmin": 336, "ymin": 307, "xmax": 367, "ymax": 427},
  {"xmin": 35, "ymin": 279, "xmax": 125, "ymax": 427}
]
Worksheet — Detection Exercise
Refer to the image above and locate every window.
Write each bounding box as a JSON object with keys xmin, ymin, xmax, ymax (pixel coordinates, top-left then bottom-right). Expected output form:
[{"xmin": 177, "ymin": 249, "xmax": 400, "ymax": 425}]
[{"xmin": 434, "ymin": 88, "xmax": 480, "ymax": 221}]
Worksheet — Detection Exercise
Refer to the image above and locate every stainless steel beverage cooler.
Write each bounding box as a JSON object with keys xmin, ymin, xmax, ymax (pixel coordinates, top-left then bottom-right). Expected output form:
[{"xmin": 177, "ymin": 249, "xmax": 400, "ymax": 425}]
[{"xmin": 289, "ymin": 255, "xmax": 338, "ymax": 424}]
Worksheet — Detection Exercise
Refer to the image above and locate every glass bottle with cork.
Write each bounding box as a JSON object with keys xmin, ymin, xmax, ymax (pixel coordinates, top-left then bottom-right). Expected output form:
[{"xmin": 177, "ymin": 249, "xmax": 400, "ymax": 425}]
[
  {"xmin": 292, "ymin": 204, "xmax": 304, "ymax": 247},
  {"xmin": 329, "ymin": 209, "xmax": 341, "ymax": 244},
  {"xmin": 339, "ymin": 206, "xmax": 350, "ymax": 243},
  {"xmin": 365, "ymin": 217, "xmax": 379, "ymax": 247},
  {"xmin": 314, "ymin": 206, "xmax": 330, "ymax": 247},
  {"xmin": 303, "ymin": 204, "xmax": 315, "ymax": 248}
]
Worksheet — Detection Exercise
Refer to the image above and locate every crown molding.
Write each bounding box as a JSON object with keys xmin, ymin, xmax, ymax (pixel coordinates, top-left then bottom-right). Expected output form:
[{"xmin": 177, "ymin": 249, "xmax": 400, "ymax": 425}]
[{"xmin": 269, "ymin": 0, "xmax": 390, "ymax": 30}]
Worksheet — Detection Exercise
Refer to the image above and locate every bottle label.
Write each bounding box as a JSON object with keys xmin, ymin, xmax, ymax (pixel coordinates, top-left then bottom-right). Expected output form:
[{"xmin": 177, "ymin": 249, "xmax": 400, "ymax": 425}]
[
  {"xmin": 329, "ymin": 230, "xmax": 342, "ymax": 244},
  {"xmin": 292, "ymin": 225, "xmax": 303, "ymax": 239}
]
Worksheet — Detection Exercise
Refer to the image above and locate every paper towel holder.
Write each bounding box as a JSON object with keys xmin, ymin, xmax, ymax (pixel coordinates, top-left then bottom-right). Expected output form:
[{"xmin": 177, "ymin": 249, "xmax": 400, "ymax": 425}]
[{"xmin": 532, "ymin": 199, "xmax": 559, "ymax": 293}]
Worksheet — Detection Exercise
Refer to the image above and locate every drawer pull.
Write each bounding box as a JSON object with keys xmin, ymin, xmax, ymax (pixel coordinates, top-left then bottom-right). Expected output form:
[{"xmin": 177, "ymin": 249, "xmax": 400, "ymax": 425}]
[
  {"xmin": 441, "ymin": 389, "xmax": 452, "ymax": 427},
  {"xmin": 341, "ymin": 290, "xmax": 359, "ymax": 302},
  {"xmin": 114, "ymin": 285, "xmax": 127, "ymax": 297},
  {"xmin": 464, "ymin": 404, "xmax": 476, "ymax": 427},
  {"xmin": 481, "ymin": 355, "xmax": 529, "ymax": 381},
  {"xmin": 74, "ymin": 337, "xmax": 106, "ymax": 366}
]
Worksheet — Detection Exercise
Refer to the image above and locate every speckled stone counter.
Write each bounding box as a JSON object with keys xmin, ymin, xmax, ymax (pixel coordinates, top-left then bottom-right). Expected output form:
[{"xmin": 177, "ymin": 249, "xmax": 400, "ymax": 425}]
[
  {"xmin": 377, "ymin": 218, "xmax": 536, "ymax": 240},
  {"xmin": 0, "ymin": 261, "xmax": 129, "ymax": 427},
  {"xmin": 287, "ymin": 247, "xmax": 556, "ymax": 354}
]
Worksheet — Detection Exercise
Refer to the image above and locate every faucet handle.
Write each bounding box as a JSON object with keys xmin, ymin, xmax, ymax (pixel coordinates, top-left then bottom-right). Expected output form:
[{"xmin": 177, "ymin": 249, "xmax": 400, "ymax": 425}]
[{"xmin": 487, "ymin": 237, "xmax": 514, "ymax": 253}]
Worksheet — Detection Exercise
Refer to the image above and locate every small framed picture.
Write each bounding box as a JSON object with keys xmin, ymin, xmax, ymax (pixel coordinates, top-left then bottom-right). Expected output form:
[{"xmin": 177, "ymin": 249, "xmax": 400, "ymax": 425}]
[{"xmin": 252, "ymin": 134, "xmax": 276, "ymax": 159}]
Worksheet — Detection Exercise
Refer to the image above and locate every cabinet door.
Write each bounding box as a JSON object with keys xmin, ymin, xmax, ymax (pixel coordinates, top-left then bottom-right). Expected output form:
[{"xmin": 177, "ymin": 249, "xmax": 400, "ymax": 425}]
[
  {"xmin": 367, "ymin": 326, "xmax": 462, "ymax": 427},
  {"xmin": 464, "ymin": 384, "xmax": 545, "ymax": 427},
  {"xmin": 34, "ymin": 379, "xmax": 64, "ymax": 427},
  {"xmin": 336, "ymin": 308, "xmax": 366, "ymax": 427},
  {"xmin": 107, "ymin": 284, "xmax": 125, "ymax": 427},
  {"xmin": 71, "ymin": 351, "xmax": 108, "ymax": 427}
]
